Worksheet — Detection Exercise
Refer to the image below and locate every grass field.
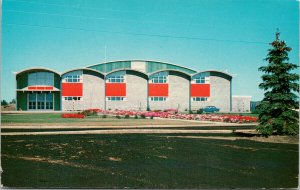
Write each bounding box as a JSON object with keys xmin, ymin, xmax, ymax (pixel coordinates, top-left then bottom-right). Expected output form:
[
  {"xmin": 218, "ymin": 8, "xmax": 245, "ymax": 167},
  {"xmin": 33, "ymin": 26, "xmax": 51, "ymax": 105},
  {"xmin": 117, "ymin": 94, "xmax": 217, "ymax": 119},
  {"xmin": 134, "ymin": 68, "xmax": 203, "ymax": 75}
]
[
  {"xmin": 2, "ymin": 134, "xmax": 298, "ymax": 188},
  {"xmin": 1, "ymin": 113, "xmax": 197, "ymax": 126}
]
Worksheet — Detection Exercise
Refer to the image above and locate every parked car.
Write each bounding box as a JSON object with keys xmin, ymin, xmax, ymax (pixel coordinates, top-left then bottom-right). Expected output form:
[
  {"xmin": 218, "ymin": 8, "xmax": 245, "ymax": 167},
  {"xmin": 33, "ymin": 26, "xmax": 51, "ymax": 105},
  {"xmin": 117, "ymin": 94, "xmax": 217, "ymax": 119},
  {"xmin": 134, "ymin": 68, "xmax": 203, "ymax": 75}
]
[{"xmin": 202, "ymin": 106, "xmax": 220, "ymax": 113}]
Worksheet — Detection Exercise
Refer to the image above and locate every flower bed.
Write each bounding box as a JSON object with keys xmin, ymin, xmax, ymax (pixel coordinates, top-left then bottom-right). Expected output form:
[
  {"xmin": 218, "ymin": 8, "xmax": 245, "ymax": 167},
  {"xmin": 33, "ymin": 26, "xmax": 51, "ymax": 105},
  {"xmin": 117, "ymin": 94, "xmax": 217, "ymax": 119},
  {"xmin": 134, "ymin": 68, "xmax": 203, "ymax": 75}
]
[
  {"xmin": 61, "ymin": 113, "xmax": 85, "ymax": 119},
  {"xmin": 90, "ymin": 109, "xmax": 258, "ymax": 123}
]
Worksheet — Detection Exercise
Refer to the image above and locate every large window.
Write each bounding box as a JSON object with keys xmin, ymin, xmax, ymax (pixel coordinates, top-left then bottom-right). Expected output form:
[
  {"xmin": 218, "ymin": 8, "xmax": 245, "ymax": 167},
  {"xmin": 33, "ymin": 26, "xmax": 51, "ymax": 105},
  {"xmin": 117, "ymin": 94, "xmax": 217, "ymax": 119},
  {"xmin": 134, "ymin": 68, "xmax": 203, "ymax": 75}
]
[
  {"xmin": 150, "ymin": 97, "xmax": 167, "ymax": 101},
  {"xmin": 28, "ymin": 93, "xmax": 36, "ymax": 110},
  {"xmin": 107, "ymin": 76, "xmax": 124, "ymax": 83},
  {"xmin": 192, "ymin": 72, "xmax": 210, "ymax": 84},
  {"xmin": 151, "ymin": 76, "xmax": 167, "ymax": 83},
  {"xmin": 28, "ymin": 92, "xmax": 54, "ymax": 110},
  {"xmin": 107, "ymin": 96, "xmax": 125, "ymax": 101},
  {"xmin": 64, "ymin": 75, "xmax": 81, "ymax": 83},
  {"xmin": 46, "ymin": 93, "xmax": 54, "ymax": 109},
  {"xmin": 193, "ymin": 97, "xmax": 208, "ymax": 101},
  {"xmin": 37, "ymin": 93, "xmax": 45, "ymax": 109},
  {"xmin": 28, "ymin": 72, "xmax": 54, "ymax": 86},
  {"xmin": 195, "ymin": 77, "xmax": 205, "ymax": 84}
]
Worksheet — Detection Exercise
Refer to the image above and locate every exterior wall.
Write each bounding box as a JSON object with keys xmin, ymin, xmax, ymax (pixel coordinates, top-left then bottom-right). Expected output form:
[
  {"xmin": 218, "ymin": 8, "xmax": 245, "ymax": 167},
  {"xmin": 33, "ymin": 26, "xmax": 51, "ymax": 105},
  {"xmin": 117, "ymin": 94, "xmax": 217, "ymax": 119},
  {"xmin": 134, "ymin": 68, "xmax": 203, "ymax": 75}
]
[
  {"xmin": 17, "ymin": 91, "xmax": 27, "ymax": 111},
  {"xmin": 54, "ymin": 92, "xmax": 61, "ymax": 111},
  {"xmin": 16, "ymin": 72, "xmax": 28, "ymax": 89},
  {"xmin": 16, "ymin": 69, "xmax": 61, "ymax": 111},
  {"xmin": 61, "ymin": 70, "xmax": 83, "ymax": 111},
  {"xmin": 82, "ymin": 71, "xmax": 105, "ymax": 110},
  {"xmin": 232, "ymin": 96, "xmax": 251, "ymax": 112},
  {"xmin": 106, "ymin": 71, "xmax": 148, "ymax": 111},
  {"xmin": 149, "ymin": 71, "xmax": 190, "ymax": 112},
  {"xmin": 54, "ymin": 73, "xmax": 61, "ymax": 89},
  {"xmin": 191, "ymin": 72, "xmax": 231, "ymax": 112}
]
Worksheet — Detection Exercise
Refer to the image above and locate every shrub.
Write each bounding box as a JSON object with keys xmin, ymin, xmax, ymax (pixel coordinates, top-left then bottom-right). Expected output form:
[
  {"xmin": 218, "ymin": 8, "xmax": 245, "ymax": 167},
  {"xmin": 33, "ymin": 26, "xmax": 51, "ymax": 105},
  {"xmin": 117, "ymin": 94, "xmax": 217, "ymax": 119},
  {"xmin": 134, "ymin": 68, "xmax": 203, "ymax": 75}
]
[
  {"xmin": 189, "ymin": 110, "xmax": 193, "ymax": 114},
  {"xmin": 116, "ymin": 115, "xmax": 121, "ymax": 119},
  {"xmin": 102, "ymin": 114, "xmax": 107, "ymax": 118},
  {"xmin": 196, "ymin": 109, "xmax": 203, "ymax": 114},
  {"xmin": 124, "ymin": 114, "xmax": 130, "ymax": 119},
  {"xmin": 150, "ymin": 116, "xmax": 154, "ymax": 119},
  {"xmin": 134, "ymin": 115, "xmax": 138, "ymax": 119},
  {"xmin": 82, "ymin": 110, "xmax": 97, "ymax": 116},
  {"xmin": 140, "ymin": 114, "xmax": 146, "ymax": 119}
]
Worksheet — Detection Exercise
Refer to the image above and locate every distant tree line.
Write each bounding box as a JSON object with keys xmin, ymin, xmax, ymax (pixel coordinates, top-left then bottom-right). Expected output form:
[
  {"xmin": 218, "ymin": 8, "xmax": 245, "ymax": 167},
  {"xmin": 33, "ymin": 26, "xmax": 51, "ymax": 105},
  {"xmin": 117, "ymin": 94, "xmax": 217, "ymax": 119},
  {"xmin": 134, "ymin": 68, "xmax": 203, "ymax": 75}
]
[{"xmin": 1, "ymin": 99, "xmax": 16, "ymax": 106}]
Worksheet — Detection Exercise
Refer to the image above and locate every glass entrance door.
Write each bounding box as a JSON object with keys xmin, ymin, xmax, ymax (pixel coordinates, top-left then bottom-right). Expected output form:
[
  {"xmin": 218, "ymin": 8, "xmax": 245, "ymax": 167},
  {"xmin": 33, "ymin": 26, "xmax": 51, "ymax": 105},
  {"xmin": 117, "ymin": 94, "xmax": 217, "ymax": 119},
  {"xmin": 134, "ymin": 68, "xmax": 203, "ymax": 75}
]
[
  {"xmin": 28, "ymin": 93, "xmax": 37, "ymax": 110},
  {"xmin": 37, "ymin": 93, "xmax": 45, "ymax": 109},
  {"xmin": 28, "ymin": 92, "xmax": 54, "ymax": 110},
  {"xmin": 45, "ymin": 93, "xmax": 54, "ymax": 109}
]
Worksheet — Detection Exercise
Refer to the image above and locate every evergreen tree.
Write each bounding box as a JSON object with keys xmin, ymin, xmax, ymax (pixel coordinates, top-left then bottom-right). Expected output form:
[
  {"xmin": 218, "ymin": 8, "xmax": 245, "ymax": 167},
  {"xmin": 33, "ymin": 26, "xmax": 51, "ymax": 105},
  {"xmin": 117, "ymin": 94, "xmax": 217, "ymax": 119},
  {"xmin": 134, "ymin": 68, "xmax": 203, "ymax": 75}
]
[
  {"xmin": 1, "ymin": 100, "xmax": 8, "ymax": 106},
  {"xmin": 10, "ymin": 99, "xmax": 16, "ymax": 104},
  {"xmin": 257, "ymin": 31, "xmax": 299, "ymax": 136}
]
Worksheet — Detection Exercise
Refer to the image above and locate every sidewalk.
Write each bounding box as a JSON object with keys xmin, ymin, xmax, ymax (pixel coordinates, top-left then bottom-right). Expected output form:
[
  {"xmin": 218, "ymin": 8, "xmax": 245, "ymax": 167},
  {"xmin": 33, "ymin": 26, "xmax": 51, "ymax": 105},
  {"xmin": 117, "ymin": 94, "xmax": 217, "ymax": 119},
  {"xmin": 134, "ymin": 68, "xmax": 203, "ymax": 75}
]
[{"xmin": 1, "ymin": 129, "xmax": 256, "ymax": 136}]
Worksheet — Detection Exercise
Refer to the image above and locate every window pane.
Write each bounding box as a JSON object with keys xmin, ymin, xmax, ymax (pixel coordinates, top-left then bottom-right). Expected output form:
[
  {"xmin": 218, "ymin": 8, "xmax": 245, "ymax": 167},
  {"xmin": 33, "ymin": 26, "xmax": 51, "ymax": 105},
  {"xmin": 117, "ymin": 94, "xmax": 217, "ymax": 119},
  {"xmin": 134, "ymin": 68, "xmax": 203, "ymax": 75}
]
[
  {"xmin": 28, "ymin": 72, "xmax": 54, "ymax": 86},
  {"xmin": 46, "ymin": 93, "xmax": 53, "ymax": 102}
]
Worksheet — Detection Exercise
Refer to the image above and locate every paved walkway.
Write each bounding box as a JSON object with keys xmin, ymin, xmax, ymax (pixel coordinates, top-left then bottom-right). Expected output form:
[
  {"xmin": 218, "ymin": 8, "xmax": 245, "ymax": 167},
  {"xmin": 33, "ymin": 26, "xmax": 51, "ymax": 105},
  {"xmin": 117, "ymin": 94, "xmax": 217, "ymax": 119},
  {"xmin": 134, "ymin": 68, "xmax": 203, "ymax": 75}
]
[
  {"xmin": 1, "ymin": 122, "xmax": 257, "ymax": 129},
  {"xmin": 1, "ymin": 129, "xmax": 256, "ymax": 136}
]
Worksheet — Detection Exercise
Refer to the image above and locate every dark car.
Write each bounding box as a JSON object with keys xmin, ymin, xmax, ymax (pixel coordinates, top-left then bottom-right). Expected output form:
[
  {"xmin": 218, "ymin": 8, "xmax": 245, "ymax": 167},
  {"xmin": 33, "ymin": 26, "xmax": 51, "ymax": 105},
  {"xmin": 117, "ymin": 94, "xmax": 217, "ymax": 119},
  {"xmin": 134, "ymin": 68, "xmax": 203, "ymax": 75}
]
[{"xmin": 202, "ymin": 106, "xmax": 220, "ymax": 113}]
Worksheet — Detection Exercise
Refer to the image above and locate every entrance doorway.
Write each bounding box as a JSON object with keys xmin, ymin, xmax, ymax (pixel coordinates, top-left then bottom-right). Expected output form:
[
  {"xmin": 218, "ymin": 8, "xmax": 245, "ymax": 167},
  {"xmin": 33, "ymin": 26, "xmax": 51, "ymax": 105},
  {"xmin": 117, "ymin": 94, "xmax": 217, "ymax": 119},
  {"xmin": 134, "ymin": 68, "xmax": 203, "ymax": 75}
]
[{"xmin": 28, "ymin": 92, "xmax": 54, "ymax": 110}]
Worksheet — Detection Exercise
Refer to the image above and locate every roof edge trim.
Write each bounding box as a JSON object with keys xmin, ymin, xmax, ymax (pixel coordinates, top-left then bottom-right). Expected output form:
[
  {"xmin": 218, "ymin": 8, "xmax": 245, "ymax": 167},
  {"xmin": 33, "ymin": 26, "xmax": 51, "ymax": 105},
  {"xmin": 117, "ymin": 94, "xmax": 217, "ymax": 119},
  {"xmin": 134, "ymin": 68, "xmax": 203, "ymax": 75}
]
[{"xmin": 15, "ymin": 67, "xmax": 61, "ymax": 75}]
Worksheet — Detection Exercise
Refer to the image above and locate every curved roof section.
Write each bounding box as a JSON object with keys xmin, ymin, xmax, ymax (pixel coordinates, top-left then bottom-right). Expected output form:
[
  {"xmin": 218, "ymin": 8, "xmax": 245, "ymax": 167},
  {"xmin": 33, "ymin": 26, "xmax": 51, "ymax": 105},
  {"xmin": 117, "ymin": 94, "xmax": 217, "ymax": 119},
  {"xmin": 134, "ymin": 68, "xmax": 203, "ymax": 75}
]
[
  {"xmin": 106, "ymin": 68, "xmax": 148, "ymax": 79},
  {"xmin": 86, "ymin": 60, "xmax": 197, "ymax": 74},
  {"xmin": 61, "ymin": 68, "xmax": 105, "ymax": 77},
  {"xmin": 16, "ymin": 67, "xmax": 60, "ymax": 76},
  {"xmin": 149, "ymin": 69, "xmax": 191, "ymax": 78},
  {"xmin": 193, "ymin": 70, "xmax": 232, "ymax": 80}
]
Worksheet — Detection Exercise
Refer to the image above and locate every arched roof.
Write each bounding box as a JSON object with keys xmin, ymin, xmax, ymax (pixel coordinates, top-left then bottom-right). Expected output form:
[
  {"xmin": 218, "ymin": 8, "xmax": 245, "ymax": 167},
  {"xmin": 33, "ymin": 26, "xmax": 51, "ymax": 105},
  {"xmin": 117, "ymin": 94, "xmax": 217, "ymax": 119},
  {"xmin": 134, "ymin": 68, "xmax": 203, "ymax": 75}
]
[
  {"xmin": 193, "ymin": 70, "xmax": 232, "ymax": 80},
  {"xmin": 16, "ymin": 67, "xmax": 61, "ymax": 76},
  {"xmin": 106, "ymin": 68, "xmax": 148, "ymax": 79},
  {"xmin": 61, "ymin": 68, "xmax": 105, "ymax": 77},
  {"xmin": 149, "ymin": 69, "xmax": 191, "ymax": 80},
  {"xmin": 86, "ymin": 60, "xmax": 197, "ymax": 74}
]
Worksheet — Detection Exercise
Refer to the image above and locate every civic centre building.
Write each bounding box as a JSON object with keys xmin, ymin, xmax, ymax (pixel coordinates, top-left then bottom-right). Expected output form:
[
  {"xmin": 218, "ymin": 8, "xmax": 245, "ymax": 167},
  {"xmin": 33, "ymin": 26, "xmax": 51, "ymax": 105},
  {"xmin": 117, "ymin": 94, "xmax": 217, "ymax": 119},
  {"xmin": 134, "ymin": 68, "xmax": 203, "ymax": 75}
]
[{"xmin": 15, "ymin": 60, "xmax": 234, "ymax": 112}]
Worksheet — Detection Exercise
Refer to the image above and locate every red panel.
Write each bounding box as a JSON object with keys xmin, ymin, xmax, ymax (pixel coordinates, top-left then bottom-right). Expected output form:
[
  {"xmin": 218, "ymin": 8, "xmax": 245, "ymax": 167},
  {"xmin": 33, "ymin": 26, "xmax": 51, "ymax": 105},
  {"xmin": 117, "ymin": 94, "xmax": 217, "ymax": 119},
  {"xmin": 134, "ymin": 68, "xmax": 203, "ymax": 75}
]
[
  {"xmin": 106, "ymin": 83, "xmax": 126, "ymax": 96},
  {"xmin": 191, "ymin": 84, "xmax": 210, "ymax": 97},
  {"xmin": 28, "ymin": 86, "xmax": 54, "ymax": 91},
  {"xmin": 28, "ymin": 86, "xmax": 37, "ymax": 90},
  {"xmin": 45, "ymin": 87, "xmax": 54, "ymax": 90},
  {"xmin": 62, "ymin": 83, "xmax": 83, "ymax": 96},
  {"xmin": 148, "ymin": 84, "xmax": 168, "ymax": 97}
]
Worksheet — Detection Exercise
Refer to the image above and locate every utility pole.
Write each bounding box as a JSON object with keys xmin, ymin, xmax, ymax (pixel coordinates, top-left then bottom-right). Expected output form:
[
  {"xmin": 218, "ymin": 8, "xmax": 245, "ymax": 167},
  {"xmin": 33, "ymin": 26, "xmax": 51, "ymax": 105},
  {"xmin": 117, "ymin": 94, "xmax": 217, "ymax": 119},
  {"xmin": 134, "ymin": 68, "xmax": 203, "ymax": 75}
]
[{"xmin": 104, "ymin": 45, "xmax": 107, "ymax": 63}]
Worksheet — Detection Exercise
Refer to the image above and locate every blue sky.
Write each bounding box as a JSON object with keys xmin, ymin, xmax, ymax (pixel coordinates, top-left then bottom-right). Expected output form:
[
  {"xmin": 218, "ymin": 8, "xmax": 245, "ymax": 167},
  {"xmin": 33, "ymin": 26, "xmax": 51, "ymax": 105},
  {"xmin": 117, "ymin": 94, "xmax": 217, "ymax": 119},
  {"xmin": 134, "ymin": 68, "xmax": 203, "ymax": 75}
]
[{"xmin": 2, "ymin": 0, "xmax": 299, "ymax": 101}]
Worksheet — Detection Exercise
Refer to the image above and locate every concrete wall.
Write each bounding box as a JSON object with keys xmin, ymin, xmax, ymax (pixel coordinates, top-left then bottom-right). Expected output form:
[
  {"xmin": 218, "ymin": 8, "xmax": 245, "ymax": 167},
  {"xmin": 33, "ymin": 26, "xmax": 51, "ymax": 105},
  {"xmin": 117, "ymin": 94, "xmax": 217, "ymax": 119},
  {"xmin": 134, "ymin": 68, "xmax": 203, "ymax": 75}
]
[
  {"xmin": 62, "ymin": 97, "xmax": 84, "ymax": 111},
  {"xmin": 82, "ymin": 71, "xmax": 105, "ymax": 110},
  {"xmin": 149, "ymin": 71, "xmax": 190, "ymax": 112},
  {"xmin": 61, "ymin": 70, "xmax": 83, "ymax": 111},
  {"xmin": 62, "ymin": 70, "xmax": 104, "ymax": 111},
  {"xmin": 191, "ymin": 72, "xmax": 231, "ymax": 112},
  {"xmin": 232, "ymin": 96, "xmax": 251, "ymax": 112},
  {"xmin": 106, "ymin": 71, "xmax": 148, "ymax": 111}
]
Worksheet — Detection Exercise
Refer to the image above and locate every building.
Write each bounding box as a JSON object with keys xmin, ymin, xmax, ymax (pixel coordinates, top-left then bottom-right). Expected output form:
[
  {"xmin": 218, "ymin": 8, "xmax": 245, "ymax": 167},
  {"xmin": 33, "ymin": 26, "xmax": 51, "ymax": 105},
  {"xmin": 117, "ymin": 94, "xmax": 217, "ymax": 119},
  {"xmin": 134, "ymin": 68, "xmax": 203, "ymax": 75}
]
[
  {"xmin": 232, "ymin": 96, "xmax": 252, "ymax": 113},
  {"xmin": 15, "ymin": 60, "xmax": 233, "ymax": 112}
]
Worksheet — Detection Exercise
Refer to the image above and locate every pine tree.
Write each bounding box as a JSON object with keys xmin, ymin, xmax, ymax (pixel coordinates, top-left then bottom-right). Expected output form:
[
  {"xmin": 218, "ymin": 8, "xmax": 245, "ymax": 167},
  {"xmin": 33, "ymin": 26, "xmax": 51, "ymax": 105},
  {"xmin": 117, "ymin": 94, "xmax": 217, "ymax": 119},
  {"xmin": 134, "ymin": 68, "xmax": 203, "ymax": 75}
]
[{"xmin": 257, "ymin": 31, "xmax": 299, "ymax": 136}]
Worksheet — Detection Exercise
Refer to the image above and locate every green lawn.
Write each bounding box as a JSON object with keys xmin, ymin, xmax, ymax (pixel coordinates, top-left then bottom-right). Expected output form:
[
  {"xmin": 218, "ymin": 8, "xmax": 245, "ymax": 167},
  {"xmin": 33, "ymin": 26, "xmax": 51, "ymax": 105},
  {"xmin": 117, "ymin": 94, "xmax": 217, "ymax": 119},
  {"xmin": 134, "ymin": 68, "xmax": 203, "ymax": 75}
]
[
  {"xmin": 1, "ymin": 113, "xmax": 118, "ymax": 123},
  {"xmin": 1, "ymin": 113, "xmax": 195, "ymax": 126},
  {"xmin": 2, "ymin": 134, "xmax": 298, "ymax": 188}
]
